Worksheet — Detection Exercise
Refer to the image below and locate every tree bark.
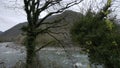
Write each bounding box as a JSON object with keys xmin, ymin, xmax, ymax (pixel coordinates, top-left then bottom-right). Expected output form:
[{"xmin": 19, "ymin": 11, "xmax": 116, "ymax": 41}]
[{"xmin": 25, "ymin": 32, "xmax": 37, "ymax": 68}]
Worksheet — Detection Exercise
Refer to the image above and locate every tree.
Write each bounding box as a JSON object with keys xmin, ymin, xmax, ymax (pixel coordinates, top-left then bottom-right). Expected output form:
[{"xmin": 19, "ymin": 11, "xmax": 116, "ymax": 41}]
[
  {"xmin": 70, "ymin": 0, "xmax": 120, "ymax": 68},
  {"xmin": 22, "ymin": 0, "xmax": 83, "ymax": 68}
]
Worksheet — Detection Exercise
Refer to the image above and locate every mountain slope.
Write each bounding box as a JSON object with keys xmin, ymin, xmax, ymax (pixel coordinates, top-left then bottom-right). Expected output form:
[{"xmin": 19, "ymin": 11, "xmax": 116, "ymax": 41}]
[
  {"xmin": 0, "ymin": 31, "xmax": 2, "ymax": 35},
  {"xmin": 0, "ymin": 23, "xmax": 26, "ymax": 41},
  {"xmin": 0, "ymin": 10, "xmax": 82, "ymax": 43}
]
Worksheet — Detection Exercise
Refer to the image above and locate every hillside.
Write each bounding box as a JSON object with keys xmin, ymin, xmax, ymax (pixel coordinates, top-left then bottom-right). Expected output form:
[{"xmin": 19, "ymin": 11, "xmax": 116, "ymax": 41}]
[
  {"xmin": 0, "ymin": 31, "xmax": 2, "ymax": 35},
  {"xmin": 0, "ymin": 10, "xmax": 82, "ymax": 45},
  {"xmin": 0, "ymin": 23, "xmax": 27, "ymax": 41}
]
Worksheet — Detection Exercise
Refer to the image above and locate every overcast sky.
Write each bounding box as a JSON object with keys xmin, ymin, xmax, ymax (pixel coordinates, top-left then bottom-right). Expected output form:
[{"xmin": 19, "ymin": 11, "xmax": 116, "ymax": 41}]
[{"xmin": 0, "ymin": 0, "xmax": 120, "ymax": 32}]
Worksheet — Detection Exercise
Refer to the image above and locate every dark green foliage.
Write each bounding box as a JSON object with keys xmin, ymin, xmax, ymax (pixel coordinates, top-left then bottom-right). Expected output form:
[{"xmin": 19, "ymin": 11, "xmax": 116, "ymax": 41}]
[{"xmin": 70, "ymin": 8, "xmax": 120, "ymax": 68}]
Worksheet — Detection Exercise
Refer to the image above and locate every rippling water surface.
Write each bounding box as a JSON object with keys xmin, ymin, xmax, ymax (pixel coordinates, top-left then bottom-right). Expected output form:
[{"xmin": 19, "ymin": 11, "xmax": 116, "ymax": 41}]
[{"xmin": 0, "ymin": 42, "xmax": 102, "ymax": 68}]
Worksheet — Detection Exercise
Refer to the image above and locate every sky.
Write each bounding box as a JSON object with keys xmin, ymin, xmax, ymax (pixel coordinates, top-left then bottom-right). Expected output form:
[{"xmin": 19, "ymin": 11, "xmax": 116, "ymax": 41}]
[
  {"xmin": 0, "ymin": 0, "xmax": 120, "ymax": 32},
  {"xmin": 0, "ymin": 0, "xmax": 52, "ymax": 31},
  {"xmin": 0, "ymin": 0, "xmax": 25, "ymax": 31}
]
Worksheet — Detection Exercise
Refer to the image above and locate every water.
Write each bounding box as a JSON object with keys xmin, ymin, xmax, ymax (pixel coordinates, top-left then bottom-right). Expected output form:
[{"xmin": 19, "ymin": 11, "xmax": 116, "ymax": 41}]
[
  {"xmin": 0, "ymin": 42, "xmax": 100, "ymax": 68},
  {"xmin": 39, "ymin": 48, "xmax": 90, "ymax": 68},
  {"xmin": 0, "ymin": 42, "xmax": 25, "ymax": 68}
]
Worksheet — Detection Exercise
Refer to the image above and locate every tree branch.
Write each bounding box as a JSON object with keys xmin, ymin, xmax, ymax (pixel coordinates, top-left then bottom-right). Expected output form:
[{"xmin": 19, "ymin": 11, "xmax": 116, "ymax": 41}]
[
  {"xmin": 36, "ymin": 0, "xmax": 83, "ymax": 28},
  {"xmin": 46, "ymin": 32, "xmax": 75, "ymax": 65},
  {"xmin": 35, "ymin": 41, "xmax": 53, "ymax": 52},
  {"xmin": 47, "ymin": 32, "xmax": 65, "ymax": 49}
]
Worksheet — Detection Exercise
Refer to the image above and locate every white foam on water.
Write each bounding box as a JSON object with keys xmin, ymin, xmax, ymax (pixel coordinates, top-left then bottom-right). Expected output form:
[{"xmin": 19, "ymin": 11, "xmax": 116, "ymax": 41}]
[{"xmin": 74, "ymin": 62, "xmax": 83, "ymax": 66}]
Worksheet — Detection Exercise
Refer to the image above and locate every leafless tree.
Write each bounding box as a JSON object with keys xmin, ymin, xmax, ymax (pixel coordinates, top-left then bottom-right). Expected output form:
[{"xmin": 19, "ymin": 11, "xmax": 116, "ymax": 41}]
[{"xmin": 22, "ymin": 0, "xmax": 83, "ymax": 68}]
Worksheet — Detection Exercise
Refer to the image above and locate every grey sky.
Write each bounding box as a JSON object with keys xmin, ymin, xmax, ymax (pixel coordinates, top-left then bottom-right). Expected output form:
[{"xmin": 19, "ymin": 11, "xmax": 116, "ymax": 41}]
[
  {"xmin": 0, "ymin": 0, "xmax": 48, "ymax": 31},
  {"xmin": 0, "ymin": 0, "xmax": 25, "ymax": 31},
  {"xmin": 0, "ymin": 0, "xmax": 120, "ymax": 32}
]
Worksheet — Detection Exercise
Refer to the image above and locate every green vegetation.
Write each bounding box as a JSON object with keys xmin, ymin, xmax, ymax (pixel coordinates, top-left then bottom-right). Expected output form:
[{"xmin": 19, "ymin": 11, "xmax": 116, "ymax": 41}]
[{"xmin": 70, "ymin": 0, "xmax": 120, "ymax": 68}]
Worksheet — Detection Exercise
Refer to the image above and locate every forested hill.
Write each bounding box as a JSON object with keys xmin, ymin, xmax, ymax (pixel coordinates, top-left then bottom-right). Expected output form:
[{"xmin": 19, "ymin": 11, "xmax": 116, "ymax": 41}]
[{"xmin": 0, "ymin": 10, "xmax": 82, "ymax": 43}]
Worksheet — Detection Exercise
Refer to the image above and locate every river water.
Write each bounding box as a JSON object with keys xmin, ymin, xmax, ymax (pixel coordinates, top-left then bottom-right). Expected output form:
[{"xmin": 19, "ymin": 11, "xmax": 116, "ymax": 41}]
[{"xmin": 0, "ymin": 42, "xmax": 102, "ymax": 68}]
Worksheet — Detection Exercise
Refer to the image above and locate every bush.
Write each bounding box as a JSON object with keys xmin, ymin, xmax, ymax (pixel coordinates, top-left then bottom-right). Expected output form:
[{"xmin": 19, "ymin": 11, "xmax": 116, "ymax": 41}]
[{"xmin": 70, "ymin": 9, "xmax": 120, "ymax": 68}]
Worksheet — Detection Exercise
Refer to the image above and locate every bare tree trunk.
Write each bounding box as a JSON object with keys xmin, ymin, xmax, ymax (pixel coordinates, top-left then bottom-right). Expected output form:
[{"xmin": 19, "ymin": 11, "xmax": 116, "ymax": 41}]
[{"xmin": 25, "ymin": 32, "xmax": 37, "ymax": 68}]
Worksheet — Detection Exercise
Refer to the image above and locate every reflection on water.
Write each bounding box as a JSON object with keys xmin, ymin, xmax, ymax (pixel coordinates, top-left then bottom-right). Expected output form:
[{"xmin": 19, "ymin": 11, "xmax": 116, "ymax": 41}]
[{"xmin": 0, "ymin": 42, "xmax": 102, "ymax": 68}]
